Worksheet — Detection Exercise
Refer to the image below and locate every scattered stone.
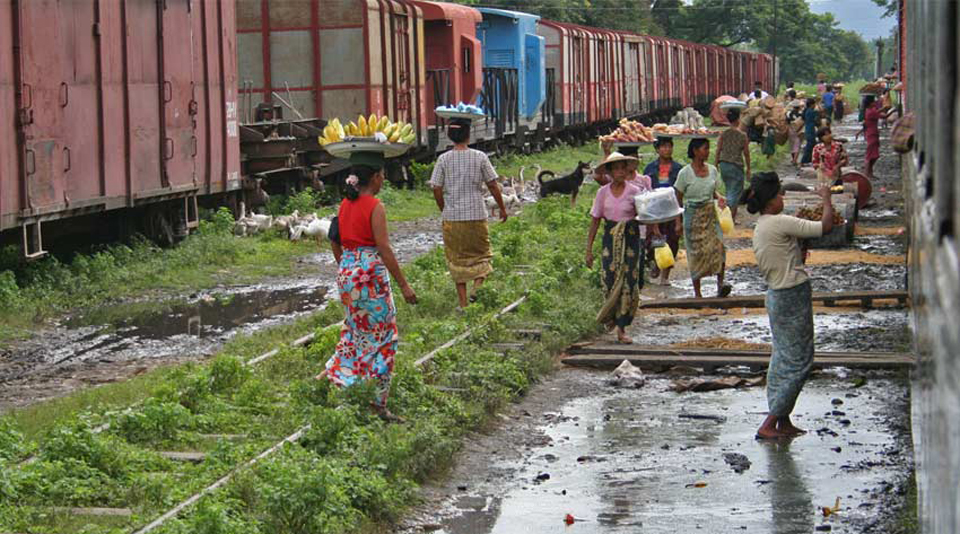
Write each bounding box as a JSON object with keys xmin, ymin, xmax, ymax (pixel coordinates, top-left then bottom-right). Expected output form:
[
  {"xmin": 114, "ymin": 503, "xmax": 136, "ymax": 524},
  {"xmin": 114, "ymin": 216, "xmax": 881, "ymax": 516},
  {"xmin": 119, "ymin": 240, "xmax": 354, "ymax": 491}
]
[
  {"xmin": 457, "ymin": 485, "xmax": 468, "ymax": 491},
  {"xmin": 839, "ymin": 419, "xmax": 852, "ymax": 426},
  {"xmin": 722, "ymin": 452, "xmax": 752, "ymax": 474},
  {"xmin": 679, "ymin": 413, "xmax": 728, "ymax": 423},
  {"xmin": 815, "ymin": 525, "xmax": 832, "ymax": 532},
  {"xmin": 832, "ymin": 410, "xmax": 847, "ymax": 416},
  {"xmin": 831, "ymin": 398, "xmax": 844, "ymax": 406},
  {"xmin": 535, "ymin": 472, "xmax": 551, "ymax": 482},
  {"xmin": 661, "ymin": 444, "xmax": 671, "ymax": 450},
  {"xmin": 831, "ymin": 446, "xmax": 843, "ymax": 453}
]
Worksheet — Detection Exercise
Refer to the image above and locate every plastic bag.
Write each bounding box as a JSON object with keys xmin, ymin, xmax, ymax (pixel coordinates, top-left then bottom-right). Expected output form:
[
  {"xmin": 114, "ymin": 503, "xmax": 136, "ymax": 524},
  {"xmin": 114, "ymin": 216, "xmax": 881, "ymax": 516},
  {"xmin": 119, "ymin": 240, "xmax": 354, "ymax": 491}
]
[
  {"xmin": 655, "ymin": 244, "xmax": 675, "ymax": 270},
  {"xmin": 717, "ymin": 205, "xmax": 734, "ymax": 235}
]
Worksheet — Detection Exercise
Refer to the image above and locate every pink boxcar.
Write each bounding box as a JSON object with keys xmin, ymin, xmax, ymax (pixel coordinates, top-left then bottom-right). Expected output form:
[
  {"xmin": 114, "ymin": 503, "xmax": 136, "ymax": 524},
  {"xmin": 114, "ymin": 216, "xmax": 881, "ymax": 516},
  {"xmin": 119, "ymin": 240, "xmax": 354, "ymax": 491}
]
[{"xmin": 1, "ymin": 0, "xmax": 240, "ymax": 253}]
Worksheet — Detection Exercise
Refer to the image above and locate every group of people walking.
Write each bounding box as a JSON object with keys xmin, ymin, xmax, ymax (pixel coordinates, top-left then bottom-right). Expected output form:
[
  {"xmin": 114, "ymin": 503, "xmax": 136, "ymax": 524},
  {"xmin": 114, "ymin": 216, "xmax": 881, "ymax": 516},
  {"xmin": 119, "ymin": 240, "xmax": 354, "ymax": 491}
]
[
  {"xmin": 786, "ymin": 81, "xmax": 893, "ymax": 181},
  {"xmin": 318, "ymin": 99, "xmax": 846, "ymax": 440}
]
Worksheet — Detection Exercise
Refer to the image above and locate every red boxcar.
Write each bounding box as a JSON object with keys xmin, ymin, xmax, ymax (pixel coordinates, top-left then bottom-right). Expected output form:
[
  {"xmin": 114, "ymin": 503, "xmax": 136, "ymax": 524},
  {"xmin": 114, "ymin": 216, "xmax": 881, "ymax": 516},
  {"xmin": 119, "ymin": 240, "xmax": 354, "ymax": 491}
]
[
  {"xmin": 539, "ymin": 20, "xmax": 588, "ymax": 126},
  {"xmin": 237, "ymin": 0, "xmax": 427, "ymax": 143},
  {"xmin": 409, "ymin": 1, "xmax": 482, "ymax": 128},
  {"xmin": 1, "ymin": 0, "xmax": 239, "ymax": 253}
]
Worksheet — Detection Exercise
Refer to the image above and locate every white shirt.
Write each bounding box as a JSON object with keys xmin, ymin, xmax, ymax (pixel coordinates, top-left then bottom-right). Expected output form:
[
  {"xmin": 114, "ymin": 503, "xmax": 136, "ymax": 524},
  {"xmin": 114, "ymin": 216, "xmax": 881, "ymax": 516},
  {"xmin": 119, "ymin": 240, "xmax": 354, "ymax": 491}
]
[{"xmin": 753, "ymin": 214, "xmax": 823, "ymax": 290}]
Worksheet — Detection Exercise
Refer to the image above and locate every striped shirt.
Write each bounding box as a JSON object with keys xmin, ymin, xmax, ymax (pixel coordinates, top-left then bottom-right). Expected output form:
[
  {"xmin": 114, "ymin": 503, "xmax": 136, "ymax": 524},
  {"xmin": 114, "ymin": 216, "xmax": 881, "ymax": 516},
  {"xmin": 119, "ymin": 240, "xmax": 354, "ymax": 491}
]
[{"xmin": 429, "ymin": 148, "xmax": 498, "ymax": 222}]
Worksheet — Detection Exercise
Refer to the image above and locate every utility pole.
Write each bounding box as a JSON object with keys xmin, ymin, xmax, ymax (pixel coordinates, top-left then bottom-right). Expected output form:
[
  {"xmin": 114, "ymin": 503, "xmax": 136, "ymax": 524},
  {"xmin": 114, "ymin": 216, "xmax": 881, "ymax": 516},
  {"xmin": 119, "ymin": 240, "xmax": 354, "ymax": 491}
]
[
  {"xmin": 875, "ymin": 39, "xmax": 884, "ymax": 80},
  {"xmin": 772, "ymin": 0, "xmax": 779, "ymax": 93}
]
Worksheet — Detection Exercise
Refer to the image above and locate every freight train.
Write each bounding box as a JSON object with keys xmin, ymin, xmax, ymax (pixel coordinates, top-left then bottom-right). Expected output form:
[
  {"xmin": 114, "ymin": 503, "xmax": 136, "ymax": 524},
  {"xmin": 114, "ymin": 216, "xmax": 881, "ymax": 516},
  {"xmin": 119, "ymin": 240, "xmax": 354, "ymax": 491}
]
[{"xmin": 1, "ymin": 0, "xmax": 776, "ymax": 257}]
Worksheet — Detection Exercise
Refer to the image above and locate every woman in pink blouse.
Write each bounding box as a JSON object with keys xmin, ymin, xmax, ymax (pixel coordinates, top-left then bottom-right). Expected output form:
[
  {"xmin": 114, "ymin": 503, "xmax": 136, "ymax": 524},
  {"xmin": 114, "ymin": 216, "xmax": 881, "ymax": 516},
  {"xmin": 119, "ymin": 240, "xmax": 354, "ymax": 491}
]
[{"xmin": 585, "ymin": 152, "xmax": 652, "ymax": 344}]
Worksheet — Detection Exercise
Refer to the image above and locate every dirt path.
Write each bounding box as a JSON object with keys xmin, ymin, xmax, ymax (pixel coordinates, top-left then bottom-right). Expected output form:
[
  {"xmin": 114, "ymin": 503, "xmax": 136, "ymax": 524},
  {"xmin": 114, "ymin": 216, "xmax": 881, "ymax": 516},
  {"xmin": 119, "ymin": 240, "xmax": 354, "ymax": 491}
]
[
  {"xmin": 0, "ymin": 218, "xmax": 443, "ymax": 410},
  {"xmin": 403, "ymin": 116, "xmax": 915, "ymax": 534}
]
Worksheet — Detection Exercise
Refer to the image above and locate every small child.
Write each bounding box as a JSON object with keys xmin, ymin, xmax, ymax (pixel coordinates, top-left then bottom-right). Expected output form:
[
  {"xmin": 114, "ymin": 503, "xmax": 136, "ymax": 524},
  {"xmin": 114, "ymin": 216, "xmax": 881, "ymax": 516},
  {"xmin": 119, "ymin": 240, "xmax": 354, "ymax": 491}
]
[{"xmin": 811, "ymin": 126, "xmax": 848, "ymax": 185}]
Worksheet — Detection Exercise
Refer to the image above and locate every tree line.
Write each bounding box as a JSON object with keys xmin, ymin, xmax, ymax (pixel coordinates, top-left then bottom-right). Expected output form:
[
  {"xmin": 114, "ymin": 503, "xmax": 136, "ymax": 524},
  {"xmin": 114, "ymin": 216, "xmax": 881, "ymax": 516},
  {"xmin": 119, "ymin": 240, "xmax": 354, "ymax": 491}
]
[{"xmin": 457, "ymin": 0, "xmax": 889, "ymax": 85}]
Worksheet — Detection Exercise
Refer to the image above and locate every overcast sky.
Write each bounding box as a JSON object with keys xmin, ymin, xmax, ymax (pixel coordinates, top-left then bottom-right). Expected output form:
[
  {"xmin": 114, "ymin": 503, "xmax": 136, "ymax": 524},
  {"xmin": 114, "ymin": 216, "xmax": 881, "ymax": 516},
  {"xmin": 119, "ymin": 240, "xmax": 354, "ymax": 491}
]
[{"xmin": 808, "ymin": 0, "xmax": 895, "ymax": 41}]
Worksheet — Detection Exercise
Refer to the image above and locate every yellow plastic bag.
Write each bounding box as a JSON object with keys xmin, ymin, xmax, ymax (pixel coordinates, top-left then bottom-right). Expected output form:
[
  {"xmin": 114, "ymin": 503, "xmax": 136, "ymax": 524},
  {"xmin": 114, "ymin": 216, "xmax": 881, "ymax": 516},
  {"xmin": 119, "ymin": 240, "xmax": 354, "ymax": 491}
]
[
  {"xmin": 717, "ymin": 205, "xmax": 735, "ymax": 235},
  {"xmin": 655, "ymin": 245, "xmax": 675, "ymax": 270}
]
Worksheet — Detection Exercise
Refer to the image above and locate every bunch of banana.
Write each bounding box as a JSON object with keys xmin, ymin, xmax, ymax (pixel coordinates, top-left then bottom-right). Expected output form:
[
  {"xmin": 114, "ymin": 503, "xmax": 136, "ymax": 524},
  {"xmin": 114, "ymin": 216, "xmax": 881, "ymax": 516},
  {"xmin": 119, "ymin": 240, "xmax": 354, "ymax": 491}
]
[
  {"xmin": 319, "ymin": 113, "xmax": 417, "ymax": 146},
  {"xmin": 319, "ymin": 118, "xmax": 346, "ymax": 146}
]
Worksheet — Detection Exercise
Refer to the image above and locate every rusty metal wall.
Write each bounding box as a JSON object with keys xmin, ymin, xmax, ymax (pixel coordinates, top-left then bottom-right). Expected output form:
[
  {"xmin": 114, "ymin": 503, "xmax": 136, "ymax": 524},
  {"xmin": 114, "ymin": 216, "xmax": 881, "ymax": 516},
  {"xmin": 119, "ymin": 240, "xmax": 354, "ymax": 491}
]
[
  {"xmin": 236, "ymin": 0, "xmax": 426, "ymax": 142},
  {"xmin": 901, "ymin": 1, "xmax": 960, "ymax": 533},
  {"xmin": 0, "ymin": 0, "xmax": 240, "ymax": 235}
]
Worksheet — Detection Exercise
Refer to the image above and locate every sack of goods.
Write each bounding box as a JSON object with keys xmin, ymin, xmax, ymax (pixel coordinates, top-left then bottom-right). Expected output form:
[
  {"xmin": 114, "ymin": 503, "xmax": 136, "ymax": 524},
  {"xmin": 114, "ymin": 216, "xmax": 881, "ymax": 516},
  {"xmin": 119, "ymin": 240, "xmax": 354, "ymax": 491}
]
[{"xmin": 635, "ymin": 188, "xmax": 683, "ymax": 224}]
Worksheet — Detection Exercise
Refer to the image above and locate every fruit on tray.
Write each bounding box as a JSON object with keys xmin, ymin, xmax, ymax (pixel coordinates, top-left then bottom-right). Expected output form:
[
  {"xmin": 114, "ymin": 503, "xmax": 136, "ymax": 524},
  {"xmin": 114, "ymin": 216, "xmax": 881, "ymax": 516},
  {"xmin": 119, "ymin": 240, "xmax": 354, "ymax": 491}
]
[
  {"xmin": 319, "ymin": 114, "xmax": 416, "ymax": 146},
  {"xmin": 796, "ymin": 205, "xmax": 845, "ymax": 225},
  {"xmin": 599, "ymin": 118, "xmax": 655, "ymax": 143}
]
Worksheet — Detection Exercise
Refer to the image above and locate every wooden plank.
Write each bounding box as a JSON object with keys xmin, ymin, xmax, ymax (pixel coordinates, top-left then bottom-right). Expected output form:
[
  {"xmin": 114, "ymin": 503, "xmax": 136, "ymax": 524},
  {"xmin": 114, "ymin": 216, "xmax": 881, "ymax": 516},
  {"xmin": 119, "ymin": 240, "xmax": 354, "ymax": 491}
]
[
  {"xmin": 490, "ymin": 343, "xmax": 526, "ymax": 353},
  {"xmin": 158, "ymin": 451, "xmax": 207, "ymax": 463},
  {"xmin": 51, "ymin": 507, "xmax": 134, "ymax": 517},
  {"xmin": 562, "ymin": 352, "xmax": 914, "ymax": 370},
  {"xmin": 638, "ymin": 290, "xmax": 909, "ymax": 310},
  {"xmin": 568, "ymin": 344, "xmax": 910, "ymax": 360},
  {"xmin": 509, "ymin": 329, "xmax": 542, "ymax": 340}
]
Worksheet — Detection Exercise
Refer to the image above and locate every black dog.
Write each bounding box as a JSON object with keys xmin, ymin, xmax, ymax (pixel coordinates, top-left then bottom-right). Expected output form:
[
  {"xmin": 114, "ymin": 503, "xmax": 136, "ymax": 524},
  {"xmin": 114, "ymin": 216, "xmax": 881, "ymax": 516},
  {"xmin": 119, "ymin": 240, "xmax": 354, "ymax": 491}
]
[{"xmin": 537, "ymin": 161, "xmax": 592, "ymax": 206}]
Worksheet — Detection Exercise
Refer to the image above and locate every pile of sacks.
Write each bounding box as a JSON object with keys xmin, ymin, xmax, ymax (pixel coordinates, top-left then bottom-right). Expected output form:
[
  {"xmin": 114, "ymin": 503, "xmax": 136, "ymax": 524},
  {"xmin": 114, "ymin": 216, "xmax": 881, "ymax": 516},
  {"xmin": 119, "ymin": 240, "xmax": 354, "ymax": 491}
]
[
  {"xmin": 670, "ymin": 107, "xmax": 706, "ymax": 130},
  {"xmin": 740, "ymin": 96, "xmax": 789, "ymax": 145}
]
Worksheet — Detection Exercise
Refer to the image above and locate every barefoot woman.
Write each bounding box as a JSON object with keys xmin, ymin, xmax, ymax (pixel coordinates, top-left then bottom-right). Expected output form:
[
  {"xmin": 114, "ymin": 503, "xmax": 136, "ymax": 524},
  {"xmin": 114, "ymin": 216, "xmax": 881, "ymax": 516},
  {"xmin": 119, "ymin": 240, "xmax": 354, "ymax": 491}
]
[
  {"xmin": 674, "ymin": 137, "xmax": 730, "ymax": 298},
  {"xmin": 746, "ymin": 172, "xmax": 834, "ymax": 439},
  {"xmin": 586, "ymin": 152, "xmax": 644, "ymax": 344},
  {"xmin": 325, "ymin": 151, "xmax": 417, "ymax": 422}
]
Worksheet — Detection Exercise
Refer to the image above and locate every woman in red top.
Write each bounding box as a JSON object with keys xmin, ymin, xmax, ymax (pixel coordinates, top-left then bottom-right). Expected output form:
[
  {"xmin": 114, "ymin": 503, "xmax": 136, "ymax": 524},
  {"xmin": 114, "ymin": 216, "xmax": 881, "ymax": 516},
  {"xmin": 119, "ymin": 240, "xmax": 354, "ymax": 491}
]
[
  {"xmin": 324, "ymin": 151, "xmax": 417, "ymax": 422},
  {"xmin": 855, "ymin": 95, "xmax": 884, "ymax": 179}
]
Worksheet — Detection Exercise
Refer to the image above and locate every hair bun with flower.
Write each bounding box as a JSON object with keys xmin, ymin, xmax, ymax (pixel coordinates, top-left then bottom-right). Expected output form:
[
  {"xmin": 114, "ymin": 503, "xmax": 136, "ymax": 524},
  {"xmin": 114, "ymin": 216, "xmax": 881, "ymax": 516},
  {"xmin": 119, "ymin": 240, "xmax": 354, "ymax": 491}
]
[{"xmin": 345, "ymin": 175, "xmax": 360, "ymax": 188}]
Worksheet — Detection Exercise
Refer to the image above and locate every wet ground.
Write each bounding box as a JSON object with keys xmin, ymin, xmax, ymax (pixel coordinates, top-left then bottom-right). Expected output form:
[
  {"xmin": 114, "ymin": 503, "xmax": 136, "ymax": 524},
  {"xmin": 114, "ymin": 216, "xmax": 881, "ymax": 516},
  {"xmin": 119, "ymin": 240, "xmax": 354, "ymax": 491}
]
[
  {"xmin": 0, "ymin": 219, "xmax": 442, "ymax": 409},
  {"xmin": 402, "ymin": 371, "xmax": 912, "ymax": 534},
  {"xmin": 403, "ymin": 116, "xmax": 915, "ymax": 534}
]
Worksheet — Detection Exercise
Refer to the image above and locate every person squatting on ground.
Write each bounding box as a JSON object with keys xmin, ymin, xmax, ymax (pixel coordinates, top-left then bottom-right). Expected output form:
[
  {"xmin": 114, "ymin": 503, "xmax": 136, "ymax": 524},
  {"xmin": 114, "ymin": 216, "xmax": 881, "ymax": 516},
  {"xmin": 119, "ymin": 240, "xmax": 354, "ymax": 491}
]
[
  {"xmin": 801, "ymin": 97, "xmax": 819, "ymax": 165},
  {"xmin": 855, "ymin": 95, "xmax": 885, "ymax": 180},
  {"xmin": 586, "ymin": 152, "xmax": 656, "ymax": 344},
  {"xmin": 324, "ymin": 151, "xmax": 418, "ymax": 422},
  {"xmin": 643, "ymin": 138, "xmax": 683, "ymax": 285},
  {"xmin": 812, "ymin": 126, "xmax": 849, "ymax": 185},
  {"xmin": 429, "ymin": 118, "xmax": 507, "ymax": 310},
  {"xmin": 746, "ymin": 172, "xmax": 835, "ymax": 440},
  {"xmin": 715, "ymin": 108, "xmax": 751, "ymax": 223}
]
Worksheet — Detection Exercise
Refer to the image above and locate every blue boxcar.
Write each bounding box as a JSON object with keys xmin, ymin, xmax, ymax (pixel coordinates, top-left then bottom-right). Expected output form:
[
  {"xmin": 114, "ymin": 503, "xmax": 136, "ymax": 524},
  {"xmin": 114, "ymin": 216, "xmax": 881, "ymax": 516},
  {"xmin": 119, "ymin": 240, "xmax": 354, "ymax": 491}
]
[{"xmin": 476, "ymin": 8, "xmax": 545, "ymax": 121}]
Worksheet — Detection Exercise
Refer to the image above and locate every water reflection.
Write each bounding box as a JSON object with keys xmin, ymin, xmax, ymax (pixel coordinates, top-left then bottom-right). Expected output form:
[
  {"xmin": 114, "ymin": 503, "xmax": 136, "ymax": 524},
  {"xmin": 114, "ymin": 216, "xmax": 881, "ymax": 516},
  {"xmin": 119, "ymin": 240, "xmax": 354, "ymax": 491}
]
[{"xmin": 763, "ymin": 440, "xmax": 814, "ymax": 534}]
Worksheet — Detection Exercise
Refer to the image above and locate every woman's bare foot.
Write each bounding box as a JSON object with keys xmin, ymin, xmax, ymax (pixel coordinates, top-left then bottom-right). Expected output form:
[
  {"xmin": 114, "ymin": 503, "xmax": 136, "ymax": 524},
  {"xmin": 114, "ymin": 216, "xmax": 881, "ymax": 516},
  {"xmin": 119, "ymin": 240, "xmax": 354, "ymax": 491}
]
[
  {"xmin": 756, "ymin": 415, "xmax": 787, "ymax": 440},
  {"xmin": 373, "ymin": 404, "xmax": 405, "ymax": 424},
  {"xmin": 777, "ymin": 417, "xmax": 806, "ymax": 436},
  {"xmin": 616, "ymin": 328, "xmax": 633, "ymax": 344}
]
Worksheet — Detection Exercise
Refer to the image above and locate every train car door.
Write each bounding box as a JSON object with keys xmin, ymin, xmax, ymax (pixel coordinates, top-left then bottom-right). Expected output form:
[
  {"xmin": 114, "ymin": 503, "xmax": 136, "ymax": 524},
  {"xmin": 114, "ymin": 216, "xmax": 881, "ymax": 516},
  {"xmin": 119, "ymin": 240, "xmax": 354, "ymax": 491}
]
[
  {"xmin": 571, "ymin": 30, "xmax": 586, "ymax": 125},
  {"xmin": 625, "ymin": 40, "xmax": 641, "ymax": 116},
  {"xmin": 15, "ymin": 0, "xmax": 67, "ymax": 212},
  {"xmin": 160, "ymin": 0, "xmax": 197, "ymax": 190},
  {"xmin": 391, "ymin": 8, "xmax": 414, "ymax": 125}
]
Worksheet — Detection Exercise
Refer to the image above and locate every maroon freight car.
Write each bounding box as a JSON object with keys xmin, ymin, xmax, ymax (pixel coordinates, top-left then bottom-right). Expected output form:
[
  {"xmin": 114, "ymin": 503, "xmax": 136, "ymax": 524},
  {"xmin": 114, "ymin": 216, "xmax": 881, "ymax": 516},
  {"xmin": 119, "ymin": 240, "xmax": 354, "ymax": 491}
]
[
  {"xmin": 236, "ymin": 0, "xmax": 427, "ymax": 144},
  {"xmin": 409, "ymin": 0, "xmax": 482, "ymax": 128},
  {"xmin": 0, "ymin": 0, "xmax": 240, "ymax": 256}
]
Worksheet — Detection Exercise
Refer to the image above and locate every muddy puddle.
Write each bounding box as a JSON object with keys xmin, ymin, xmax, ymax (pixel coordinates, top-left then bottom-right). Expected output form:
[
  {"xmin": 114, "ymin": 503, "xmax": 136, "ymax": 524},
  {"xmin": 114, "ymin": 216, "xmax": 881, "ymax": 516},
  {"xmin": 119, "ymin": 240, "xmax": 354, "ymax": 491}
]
[
  {"xmin": 659, "ymin": 263, "xmax": 906, "ymax": 300},
  {"xmin": 407, "ymin": 371, "xmax": 912, "ymax": 534},
  {"xmin": 0, "ymin": 227, "xmax": 442, "ymax": 409}
]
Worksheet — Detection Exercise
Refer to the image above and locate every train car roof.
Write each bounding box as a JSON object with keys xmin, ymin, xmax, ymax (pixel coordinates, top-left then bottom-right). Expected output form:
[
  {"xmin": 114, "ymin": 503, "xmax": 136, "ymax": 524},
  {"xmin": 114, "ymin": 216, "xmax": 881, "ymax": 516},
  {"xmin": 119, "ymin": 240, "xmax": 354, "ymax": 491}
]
[
  {"xmin": 476, "ymin": 7, "xmax": 540, "ymax": 22},
  {"xmin": 410, "ymin": 1, "xmax": 481, "ymax": 22}
]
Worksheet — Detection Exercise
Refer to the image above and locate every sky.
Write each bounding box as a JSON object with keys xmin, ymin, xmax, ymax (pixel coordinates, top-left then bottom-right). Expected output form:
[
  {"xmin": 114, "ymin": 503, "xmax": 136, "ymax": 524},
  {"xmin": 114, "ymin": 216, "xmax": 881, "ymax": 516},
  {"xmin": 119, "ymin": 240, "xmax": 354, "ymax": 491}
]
[{"xmin": 808, "ymin": 0, "xmax": 895, "ymax": 41}]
